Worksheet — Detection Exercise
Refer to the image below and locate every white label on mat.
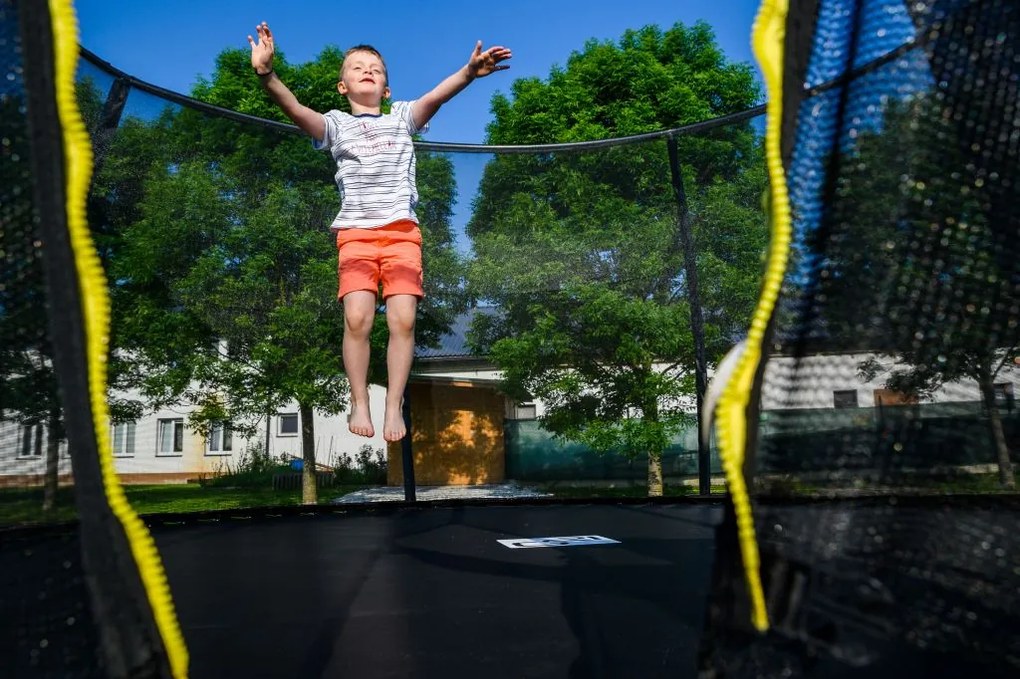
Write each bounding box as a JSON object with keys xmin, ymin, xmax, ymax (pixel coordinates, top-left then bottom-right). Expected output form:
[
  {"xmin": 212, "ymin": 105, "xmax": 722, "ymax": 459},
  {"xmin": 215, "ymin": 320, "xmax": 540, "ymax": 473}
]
[{"xmin": 497, "ymin": 535, "xmax": 621, "ymax": 549}]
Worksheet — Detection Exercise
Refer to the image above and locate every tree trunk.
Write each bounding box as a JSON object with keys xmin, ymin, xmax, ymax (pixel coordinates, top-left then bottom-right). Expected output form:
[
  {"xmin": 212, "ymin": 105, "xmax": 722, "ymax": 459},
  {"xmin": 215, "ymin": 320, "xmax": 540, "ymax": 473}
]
[
  {"xmin": 647, "ymin": 448, "xmax": 664, "ymax": 497},
  {"xmin": 644, "ymin": 399, "xmax": 665, "ymax": 497},
  {"xmin": 299, "ymin": 403, "xmax": 318, "ymax": 504},
  {"xmin": 265, "ymin": 409, "xmax": 271, "ymax": 458},
  {"xmin": 666, "ymin": 140, "xmax": 710, "ymax": 495},
  {"xmin": 42, "ymin": 410, "xmax": 61, "ymax": 512},
  {"xmin": 978, "ymin": 376, "xmax": 1015, "ymax": 489}
]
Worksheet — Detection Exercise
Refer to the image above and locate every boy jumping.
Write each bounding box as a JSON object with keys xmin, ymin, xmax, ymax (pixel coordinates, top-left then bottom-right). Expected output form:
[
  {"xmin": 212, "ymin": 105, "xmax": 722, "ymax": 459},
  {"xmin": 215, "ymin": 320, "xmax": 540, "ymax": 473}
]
[{"xmin": 248, "ymin": 22, "xmax": 511, "ymax": 441}]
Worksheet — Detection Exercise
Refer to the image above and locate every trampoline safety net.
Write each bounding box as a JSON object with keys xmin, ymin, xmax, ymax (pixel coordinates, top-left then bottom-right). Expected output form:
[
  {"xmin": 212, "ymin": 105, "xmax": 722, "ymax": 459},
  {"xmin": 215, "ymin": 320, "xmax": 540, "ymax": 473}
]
[
  {"xmin": 0, "ymin": 0, "xmax": 1017, "ymax": 677},
  {"xmin": 702, "ymin": 0, "xmax": 1019, "ymax": 676}
]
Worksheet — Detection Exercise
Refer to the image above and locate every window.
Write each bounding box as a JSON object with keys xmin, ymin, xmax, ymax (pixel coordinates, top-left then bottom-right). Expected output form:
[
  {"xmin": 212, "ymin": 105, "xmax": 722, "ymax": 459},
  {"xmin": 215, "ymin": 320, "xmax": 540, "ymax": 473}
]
[
  {"xmin": 833, "ymin": 390, "xmax": 858, "ymax": 408},
  {"xmin": 112, "ymin": 421, "xmax": 137, "ymax": 457},
  {"xmin": 207, "ymin": 422, "xmax": 233, "ymax": 454},
  {"xmin": 157, "ymin": 418, "xmax": 184, "ymax": 455},
  {"xmin": 993, "ymin": 383, "xmax": 1014, "ymax": 411},
  {"xmin": 17, "ymin": 423, "xmax": 43, "ymax": 458},
  {"xmin": 515, "ymin": 402, "xmax": 537, "ymax": 420},
  {"xmin": 278, "ymin": 413, "xmax": 299, "ymax": 437},
  {"xmin": 505, "ymin": 400, "xmax": 537, "ymax": 420}
]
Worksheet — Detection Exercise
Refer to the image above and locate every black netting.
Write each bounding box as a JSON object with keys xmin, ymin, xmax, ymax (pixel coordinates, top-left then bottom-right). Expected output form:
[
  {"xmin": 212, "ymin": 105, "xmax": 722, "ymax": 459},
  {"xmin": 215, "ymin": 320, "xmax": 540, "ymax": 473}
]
[
  {"xmin": 761, "ymin": 0, "xmax": 1018, "ymax": 493},
  {"xmin": 6, "ymin": 0, "xmax": 1017, "ymax": 676},
  {"xmin": 0, "ymin": 2, "xmax": 75, "ymax": 526},
  {"xmin": 42, "ymin": 75, "xmax": 765, "ymax": 505},
  {"xmin": 1, "ymin": 1, "xmax": 104, "ymax": 676},
  {"xmin": 701, "ymin": 0, "xmax": 1019, "ymax": 676}
]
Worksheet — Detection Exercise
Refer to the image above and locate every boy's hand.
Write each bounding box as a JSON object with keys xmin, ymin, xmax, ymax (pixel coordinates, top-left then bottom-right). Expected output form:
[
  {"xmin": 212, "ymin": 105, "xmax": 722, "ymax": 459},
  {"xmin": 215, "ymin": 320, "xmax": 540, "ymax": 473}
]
[
  {"xmin": 247, "ymin": 21, "xmax": 275, "ymax": 75},
  {"xmin": 467, "ymin": 41, "xmax": 512, "ymax": 79}
]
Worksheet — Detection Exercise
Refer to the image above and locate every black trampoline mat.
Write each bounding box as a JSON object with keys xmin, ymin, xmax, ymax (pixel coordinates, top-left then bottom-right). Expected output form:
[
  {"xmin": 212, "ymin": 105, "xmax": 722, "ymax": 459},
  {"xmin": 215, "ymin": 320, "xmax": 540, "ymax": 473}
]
[{"xmin": 152, "ymin": 502, "xmax": 721, "ymax": 679}]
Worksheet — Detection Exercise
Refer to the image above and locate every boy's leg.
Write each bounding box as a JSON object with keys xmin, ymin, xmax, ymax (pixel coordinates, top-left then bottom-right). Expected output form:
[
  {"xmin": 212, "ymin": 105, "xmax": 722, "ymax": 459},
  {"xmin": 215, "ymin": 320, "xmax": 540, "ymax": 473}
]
[
  {"xmin": 383, "ymin": 294, "xmax": 417, "ymax": 441},
  {"xmin": 377, "ymin": 220, "xmax": 423, "ymax": 442},
  {"xmin": 342, "ymin": 290, "xmax": 378, "ymax": 437}
]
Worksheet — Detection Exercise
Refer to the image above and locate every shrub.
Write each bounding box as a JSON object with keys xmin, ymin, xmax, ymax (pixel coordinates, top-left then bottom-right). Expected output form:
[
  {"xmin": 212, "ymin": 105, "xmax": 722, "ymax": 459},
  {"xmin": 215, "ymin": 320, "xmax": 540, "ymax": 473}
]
[
  {"xmin": 201, "ymin": 444, "xmax": 291, "ymax": 488},
  {"xmin": 333, "ymin": 445, "xmax": 387, "ymax": 485}
]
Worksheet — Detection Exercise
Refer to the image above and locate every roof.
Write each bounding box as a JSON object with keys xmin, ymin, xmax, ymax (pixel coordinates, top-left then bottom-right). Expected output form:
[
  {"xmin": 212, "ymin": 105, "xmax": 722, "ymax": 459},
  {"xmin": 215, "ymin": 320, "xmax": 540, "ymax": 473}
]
[{"xmin": 416, "ymin": 307, "xmax": 498, "ymax": 360}]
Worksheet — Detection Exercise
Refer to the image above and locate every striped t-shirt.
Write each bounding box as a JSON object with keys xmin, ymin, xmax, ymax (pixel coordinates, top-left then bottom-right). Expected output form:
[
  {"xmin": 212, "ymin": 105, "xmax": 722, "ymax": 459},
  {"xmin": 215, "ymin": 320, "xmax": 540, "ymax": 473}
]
[{"xmin": 313, "ymin": 100, "xmax": 428, "ymax": 230}]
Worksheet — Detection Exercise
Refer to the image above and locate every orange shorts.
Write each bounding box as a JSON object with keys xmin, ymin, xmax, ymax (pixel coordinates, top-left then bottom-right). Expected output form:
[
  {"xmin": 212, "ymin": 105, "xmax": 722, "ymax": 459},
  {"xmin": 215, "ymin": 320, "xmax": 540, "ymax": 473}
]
[{"xmin": 335, "ymin": 219, "xmax": 424, "ymax": 300}]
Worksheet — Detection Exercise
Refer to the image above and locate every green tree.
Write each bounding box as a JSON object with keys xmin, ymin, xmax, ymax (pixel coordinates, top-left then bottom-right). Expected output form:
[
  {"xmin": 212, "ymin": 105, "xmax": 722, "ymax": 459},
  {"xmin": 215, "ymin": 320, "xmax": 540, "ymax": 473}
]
[
  {"xmin": 0, "ymin": 78, "xmax": 103, "ymax": 512},
  {"xmin": 467, "ymin": 23, "xmax": 766, "ymax": 495},
  {"xmin": 818, "ymin": 94, "xmax": 1017, "ymax": 488},
  {"xmin": 96, "ymin": 47, "xmax": 463, "ymax": 503}
]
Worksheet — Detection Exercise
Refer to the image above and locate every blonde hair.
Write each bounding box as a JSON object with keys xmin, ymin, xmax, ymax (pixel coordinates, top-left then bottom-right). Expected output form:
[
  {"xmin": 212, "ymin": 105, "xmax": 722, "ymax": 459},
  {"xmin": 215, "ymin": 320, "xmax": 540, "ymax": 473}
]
[{"xmin": 340, "ymin": 45, "xmax": 388, "ymax": 86}]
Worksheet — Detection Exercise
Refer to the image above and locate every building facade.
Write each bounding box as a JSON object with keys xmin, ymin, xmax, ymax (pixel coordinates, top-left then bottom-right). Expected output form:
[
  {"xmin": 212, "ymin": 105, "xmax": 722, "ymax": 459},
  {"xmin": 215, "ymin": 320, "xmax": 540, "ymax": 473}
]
[{"xmin": 2, "ymin": 344, "xmax": 1016, "ymax": 486}]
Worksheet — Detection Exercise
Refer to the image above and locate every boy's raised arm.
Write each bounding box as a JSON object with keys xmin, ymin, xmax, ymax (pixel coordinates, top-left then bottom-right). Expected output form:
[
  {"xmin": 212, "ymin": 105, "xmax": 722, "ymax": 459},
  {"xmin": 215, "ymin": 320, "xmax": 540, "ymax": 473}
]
[
  {"xmin": 412, "ymin": 41, "xmax": 512, "ymax": 130},
  {"xmin": 248, "ymin": 22, "xmax": 325, "ymax": 141}
]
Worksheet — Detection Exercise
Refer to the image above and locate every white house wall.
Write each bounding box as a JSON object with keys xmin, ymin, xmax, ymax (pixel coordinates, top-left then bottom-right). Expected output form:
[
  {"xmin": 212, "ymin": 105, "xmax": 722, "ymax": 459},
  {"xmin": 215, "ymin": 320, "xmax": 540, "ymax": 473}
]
[
  {"xmin": 0, "ymin": 421, "xmax": 72, "ymax": 481},
  {"xmin": 761, "ymin": 352, "xmax": 1020, "ymax": 409},
  {"xmin": 3, "ymin": 351, "xmax": 1014, "ymax": 482},
  {"xmin": 1, "ymin": 385, "xmax": 389, "ymax": 482},
  {"xmin": 413, "ymin": 354, "xmax": 1019, "ymax": 418}
]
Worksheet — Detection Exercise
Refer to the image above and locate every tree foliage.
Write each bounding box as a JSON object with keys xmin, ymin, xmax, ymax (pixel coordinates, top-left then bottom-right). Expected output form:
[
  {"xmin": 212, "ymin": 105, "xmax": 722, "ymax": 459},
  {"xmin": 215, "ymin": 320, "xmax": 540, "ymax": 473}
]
[
  {"xmin": 0, "ymin": 77, "xmax": 105, "ymax": 509},
  {"xmin": 815, "ymin": 93, "xmax": 1018, "ymax": 487},
  {"xmin": 92, "ymin": 47, "xmax": 463, "ymax": 501},
  {"xmin": 0, "ymin": 91, "xmax": 52, "ymax": 427},
  {"xmin": 467, "ymin": 23, "xmax": 767, "ymax": 495}
]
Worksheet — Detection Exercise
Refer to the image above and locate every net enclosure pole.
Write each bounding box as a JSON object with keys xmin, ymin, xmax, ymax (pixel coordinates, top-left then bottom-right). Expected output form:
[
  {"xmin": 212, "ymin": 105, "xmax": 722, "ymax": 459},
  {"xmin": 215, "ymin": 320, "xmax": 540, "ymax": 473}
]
[
  {"xmin": 667, "ymin": 136, "xmax": 711, "ymax": 495},
  {"xmin": 401, "ymin": 382, "xmax": 416, "ymax": 501}
]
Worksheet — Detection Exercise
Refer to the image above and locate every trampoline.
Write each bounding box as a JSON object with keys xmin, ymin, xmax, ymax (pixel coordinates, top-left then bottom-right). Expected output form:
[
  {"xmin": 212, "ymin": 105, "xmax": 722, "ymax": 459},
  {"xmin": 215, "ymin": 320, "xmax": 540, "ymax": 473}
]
[
  {"xmin": 6, "ymin": 496, "xmax": 1016, "ymax": 678},
  {"xmin": 150, "ymin": 502, "xmax": 719, "ymax": 678},
  {"xmin": 3, "ymin": 0, "xmax": 1019, "ymax": 677}
]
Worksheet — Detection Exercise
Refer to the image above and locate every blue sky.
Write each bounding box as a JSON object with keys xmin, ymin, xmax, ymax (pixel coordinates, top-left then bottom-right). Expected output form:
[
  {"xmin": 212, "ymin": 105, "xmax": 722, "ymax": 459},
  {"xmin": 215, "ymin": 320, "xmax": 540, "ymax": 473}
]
[{"xmin": 74, "ymin": 0, "xmax": 765, "ymax": 144}]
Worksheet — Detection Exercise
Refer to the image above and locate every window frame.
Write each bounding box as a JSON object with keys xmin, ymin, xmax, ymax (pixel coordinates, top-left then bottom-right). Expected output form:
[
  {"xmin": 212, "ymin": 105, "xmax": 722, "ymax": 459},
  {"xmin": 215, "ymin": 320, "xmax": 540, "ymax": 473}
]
[
  {"xmin": 277, "ymin": 413, "xmax": 299, "ymax": 437},
  {"xmin": 156, "ymin": 417, "xmax": 185, "ymax": 456},
  {"xmin": 111, "ymin": 421, "xmax": 137, "ymax": 457},
  {"xmin": 16, "ymin": 422, "xmax": 44, "ymax": 458},
  {"xmin": 514, "ymin": 402, "xmax": 538, "ymax": 420},
  {"xmin": 206, "ymin": 421, "xmax": 234, "ymax": 455},
  {"xmin": 993, "ymin": 382, "xmax": 1015, "ymax": 412},
  {"xmin": 832, "ymin": 390, "xmax": 859, "ymax": 409}
]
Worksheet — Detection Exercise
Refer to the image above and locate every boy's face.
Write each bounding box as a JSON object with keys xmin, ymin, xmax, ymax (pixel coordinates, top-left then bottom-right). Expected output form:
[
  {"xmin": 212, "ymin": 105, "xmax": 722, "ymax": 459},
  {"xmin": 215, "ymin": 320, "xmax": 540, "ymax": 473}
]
[{"xmin": 338, "ymin": 51, "xmax": 390, "ymax": 104}]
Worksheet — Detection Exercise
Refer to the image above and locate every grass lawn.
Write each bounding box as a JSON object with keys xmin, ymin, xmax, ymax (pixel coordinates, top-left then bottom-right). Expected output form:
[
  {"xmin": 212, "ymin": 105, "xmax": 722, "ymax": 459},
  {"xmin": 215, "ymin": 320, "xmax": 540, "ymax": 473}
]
[
  {"xmin": 540, "ymin": 482, "xmax": 728, "ymax": 499},
  {"xmin": 4, "ymin": 472, "xmax": 1014, "ymax": 528},
  {"xmin": 2, "ymin": 481, "xmax": 724, "ymax": 526},
  {"xmin": 759, "ymin": 471, "xmax": 1018, "ymax": 496},
  {"xmin": 926, "ymin": 472, "xmax": 1018, "ymax": 494},
  {"xmin": 0, "ymin": 483, "xmax": 375, "ymax": 528}
]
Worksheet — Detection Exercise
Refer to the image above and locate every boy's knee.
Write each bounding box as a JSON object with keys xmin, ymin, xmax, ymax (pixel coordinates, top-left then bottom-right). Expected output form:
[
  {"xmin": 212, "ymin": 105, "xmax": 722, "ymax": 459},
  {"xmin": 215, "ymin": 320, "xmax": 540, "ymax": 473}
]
[
  {"xmin": 386, "ymin": 308, "xmax": 416, "ymax": 335},
  {"xmin": 387, "ymin": 315, "xmax": 415, "ymax": 336},
  {"xmin": 344, "ymin": 307, "xmax": 374, "ymax": 335}
]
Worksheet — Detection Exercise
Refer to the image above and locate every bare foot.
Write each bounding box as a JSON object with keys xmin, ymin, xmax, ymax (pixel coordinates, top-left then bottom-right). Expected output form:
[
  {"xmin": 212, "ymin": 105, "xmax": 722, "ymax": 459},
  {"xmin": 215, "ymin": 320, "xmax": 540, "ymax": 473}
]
[
  {"xmin": 348, "ymin": 402, "xmax": 374, "ymax": 438},
  {"xmin": 383, "ymin": 405, "xmax": 406, "ymax": 442}
]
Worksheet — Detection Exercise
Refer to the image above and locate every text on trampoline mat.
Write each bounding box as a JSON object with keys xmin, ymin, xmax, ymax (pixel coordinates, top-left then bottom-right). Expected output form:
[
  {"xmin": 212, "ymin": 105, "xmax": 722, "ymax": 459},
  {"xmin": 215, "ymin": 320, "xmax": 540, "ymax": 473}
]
[{"xmin": 497, "ymin": 535, "xmax": 621, "ymax": 549}]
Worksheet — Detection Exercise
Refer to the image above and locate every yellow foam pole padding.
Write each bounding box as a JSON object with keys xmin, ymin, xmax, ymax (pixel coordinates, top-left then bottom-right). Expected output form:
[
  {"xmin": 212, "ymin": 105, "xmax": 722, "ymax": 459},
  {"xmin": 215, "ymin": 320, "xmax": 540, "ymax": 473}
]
[
  {"xmin": 713, "ymin": 0, "xmax": 794, "ymax": 633},
  {"xmin": 48, "ymin": 0, "xmax": 190, "ymax": 675}
]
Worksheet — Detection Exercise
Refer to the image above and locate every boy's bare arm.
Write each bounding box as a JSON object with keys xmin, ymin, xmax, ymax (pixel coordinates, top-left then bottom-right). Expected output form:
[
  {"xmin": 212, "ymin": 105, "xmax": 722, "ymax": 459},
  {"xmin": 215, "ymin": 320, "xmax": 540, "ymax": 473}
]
[
  {"xmin": 248, "ymin": 22, "xmax": 325, "ymax": 141},
  {"xmin": 412, "ymin": 41, "xmax": 512, "ymax": 130}
]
